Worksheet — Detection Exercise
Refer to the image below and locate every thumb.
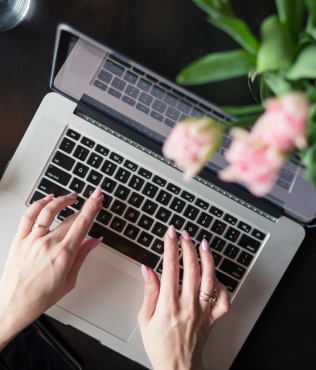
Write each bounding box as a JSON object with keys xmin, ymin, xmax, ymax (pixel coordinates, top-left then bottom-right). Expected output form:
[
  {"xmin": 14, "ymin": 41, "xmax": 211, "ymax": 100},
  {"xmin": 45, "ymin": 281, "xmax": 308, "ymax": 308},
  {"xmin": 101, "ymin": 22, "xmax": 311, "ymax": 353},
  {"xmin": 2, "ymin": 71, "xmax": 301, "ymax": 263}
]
[{"xmin": 138, "ymin": 265, "xmax": 160, "ymax": 328}]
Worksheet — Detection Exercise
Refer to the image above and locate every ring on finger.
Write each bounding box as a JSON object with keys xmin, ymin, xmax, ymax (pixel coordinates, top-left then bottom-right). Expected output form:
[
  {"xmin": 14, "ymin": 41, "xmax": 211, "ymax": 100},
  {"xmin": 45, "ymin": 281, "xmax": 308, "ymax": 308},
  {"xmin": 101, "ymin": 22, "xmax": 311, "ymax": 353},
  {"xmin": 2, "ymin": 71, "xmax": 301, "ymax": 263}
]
[
  {"xmin": 199, "ymin": 290, "xmax": 217, "ymax": 303},
  {"xmin": 33, "ymin": 222, "xmax": 50, "ymax": 232}
]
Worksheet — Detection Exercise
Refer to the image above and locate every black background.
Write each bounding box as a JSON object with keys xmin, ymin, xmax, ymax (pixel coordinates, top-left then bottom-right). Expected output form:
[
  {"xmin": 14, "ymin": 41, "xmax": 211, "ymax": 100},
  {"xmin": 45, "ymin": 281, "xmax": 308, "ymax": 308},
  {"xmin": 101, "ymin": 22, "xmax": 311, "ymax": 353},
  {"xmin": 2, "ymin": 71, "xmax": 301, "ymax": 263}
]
[{"xmin": 1, "ymin": 0, "xmax": 316, "ymax": 369}]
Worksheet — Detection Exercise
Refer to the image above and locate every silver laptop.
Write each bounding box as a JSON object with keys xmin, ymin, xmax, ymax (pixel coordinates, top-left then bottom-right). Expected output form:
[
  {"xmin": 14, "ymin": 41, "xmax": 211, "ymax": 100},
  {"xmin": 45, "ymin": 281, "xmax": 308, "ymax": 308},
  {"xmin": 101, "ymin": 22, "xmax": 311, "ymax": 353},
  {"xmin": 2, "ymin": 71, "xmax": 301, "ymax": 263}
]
[{"xmin": 0, "ymin": 24, "xmax": 311, "ymax": 369}]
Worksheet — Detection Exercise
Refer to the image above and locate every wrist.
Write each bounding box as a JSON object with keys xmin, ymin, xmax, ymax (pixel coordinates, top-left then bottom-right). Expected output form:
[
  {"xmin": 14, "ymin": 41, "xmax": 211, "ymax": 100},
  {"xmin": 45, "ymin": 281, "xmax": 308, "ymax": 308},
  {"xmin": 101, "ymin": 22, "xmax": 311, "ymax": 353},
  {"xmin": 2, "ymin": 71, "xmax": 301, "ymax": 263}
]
[{"xmin": 0, "ymin": 311, "xmax": 20, "ymax": 351}]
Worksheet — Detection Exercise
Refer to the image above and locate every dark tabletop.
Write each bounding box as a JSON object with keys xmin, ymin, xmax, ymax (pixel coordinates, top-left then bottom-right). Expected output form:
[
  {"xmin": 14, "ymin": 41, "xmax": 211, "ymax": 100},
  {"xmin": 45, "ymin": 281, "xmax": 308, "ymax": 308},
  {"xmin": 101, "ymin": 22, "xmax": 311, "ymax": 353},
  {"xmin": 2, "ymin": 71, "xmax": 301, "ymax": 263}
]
[{"xmin": 1, "ymin": 0, "xmax": 316, "ymax": 369}]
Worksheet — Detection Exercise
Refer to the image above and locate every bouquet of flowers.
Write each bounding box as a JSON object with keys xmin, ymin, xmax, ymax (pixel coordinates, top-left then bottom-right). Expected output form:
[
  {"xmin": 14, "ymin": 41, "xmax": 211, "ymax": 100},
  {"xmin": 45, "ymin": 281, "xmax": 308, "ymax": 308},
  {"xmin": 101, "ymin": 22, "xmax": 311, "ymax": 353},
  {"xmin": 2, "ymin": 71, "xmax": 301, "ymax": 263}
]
[{"xmin": 163, "ymin": 0, "xmax": 316, "ymax": 197}]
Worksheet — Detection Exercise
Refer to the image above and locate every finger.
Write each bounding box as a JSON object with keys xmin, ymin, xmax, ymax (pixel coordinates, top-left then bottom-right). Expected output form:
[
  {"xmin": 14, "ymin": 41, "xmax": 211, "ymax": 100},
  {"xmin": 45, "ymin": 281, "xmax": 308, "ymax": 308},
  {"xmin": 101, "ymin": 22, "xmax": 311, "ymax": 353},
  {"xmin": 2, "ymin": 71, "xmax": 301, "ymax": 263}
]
[
  {"xmin": 211, "ymin": 281, "xmax": 231, "ymax": 322},
  {"xmin": 65, "ymin": 237, "xmax": 103, "ymax": 292},
  {"xmin": 47, "ymin": 210, "xmax": 81, "ymax": 242},
  {"xmin": 158, "ymin": 225, "xmax": 180, "ymax": 304},
  {"xmin": 138, "ymin": 265, "xmax": 161, "ymax": 328},
  {"xmin": 61, "ymin": 187, "xmax": 103, "ymax": 256},
  {"xmin": 180, "ymin": 230, "xmax": 200, "ymax": 303},
  {"xmin": 16, "ymin": 194, "xmax": 54, "ymax": 239}
]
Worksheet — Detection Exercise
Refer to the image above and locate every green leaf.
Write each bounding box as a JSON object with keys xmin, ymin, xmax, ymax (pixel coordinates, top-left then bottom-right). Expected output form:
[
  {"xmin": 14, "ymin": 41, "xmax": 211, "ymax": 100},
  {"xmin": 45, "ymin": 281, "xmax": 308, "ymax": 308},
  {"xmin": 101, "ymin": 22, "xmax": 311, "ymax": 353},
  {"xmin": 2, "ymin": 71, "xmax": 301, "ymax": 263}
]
[
  {"xmin": 305, "ymin": 0, "xmax": 316, "ymax": 24},
  {"xmin": 302, "ymin": 141, "xmax": 316, "ymax": 186},
  {"xmin": 306, "ymin": 103, "xmax": 316, "ymax": 144},
  {"xmin": 286, "ymin": 45, "xmax": 316, "ymax": 79},
  {"xmin": 193, "ymin": 0, "xmax": 233, "ymax": 20},
  {"xmin": 257, "ymin": 15, "xmax": 295, "ymax": 74},
  {"xmin": 176, "ymin": 49, "xmax": 256, "ymax": 85},
  {"xmin": 275, "ymin": 0, "xmax": 305, "ymax": 42},
  {"xmin": 223, "ymin": 105, "xmax": 264, "ymax": 116},
  {"xmin": 263, "ymin": 72, "xmax": 293, "ymax": 96},
  {"xmin": 260, "ymin": 74, "xmax": 274, "ymax": 101},
  {"xmin": 305, "ymin": 83, "xmax": 316, "ymax": 102},
  {"xmin": 209, "ymin": 17, "xmax": 259, "ymax": 55},
  {"xmin": 307, "ymin": 14, "xmax": 316, "ymax": 41}
]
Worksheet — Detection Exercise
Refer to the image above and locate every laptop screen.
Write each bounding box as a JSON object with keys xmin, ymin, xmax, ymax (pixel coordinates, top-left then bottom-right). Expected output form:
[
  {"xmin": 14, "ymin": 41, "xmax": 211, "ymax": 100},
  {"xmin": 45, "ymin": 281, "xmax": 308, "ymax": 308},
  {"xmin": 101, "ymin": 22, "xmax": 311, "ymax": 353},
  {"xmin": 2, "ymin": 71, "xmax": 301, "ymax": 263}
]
[{"xmin": 51, "ymin": 27, "xmax": 316, "ymax": 224}]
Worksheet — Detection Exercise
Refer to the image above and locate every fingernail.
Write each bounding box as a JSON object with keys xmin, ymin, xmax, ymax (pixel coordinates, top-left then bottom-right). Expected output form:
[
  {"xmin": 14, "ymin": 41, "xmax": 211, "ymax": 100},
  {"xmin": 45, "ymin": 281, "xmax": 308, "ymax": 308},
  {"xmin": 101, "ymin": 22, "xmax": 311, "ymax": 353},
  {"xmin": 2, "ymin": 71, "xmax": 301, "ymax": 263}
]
[
  {"xmin": 44, "ymin": 194, "xmax": 54, "ymax": 201},
  {"xmin": 182, "ymin": 230, "xmax": 190, "ymax": 240},
  {"xmin": 90, "ymin": 237, "xmax": 103, "ymax": 250},
  {"xmin": 202, "ymin": 239, "xmax": 210, "ymax": 251},
  {"xmin": 91, "ymin": 186, "xmax": 102, "ymax": 199},
  {"xmin": 141, "ymin": 264, "xmax": 151, "ymax": 282},
  {"xmin": 168, "ymin": 225, "xmax": 177, "ymax": 239},
  {"xmin": 67, "ymin": 192, "xmax": 78, "ymax": 199}
]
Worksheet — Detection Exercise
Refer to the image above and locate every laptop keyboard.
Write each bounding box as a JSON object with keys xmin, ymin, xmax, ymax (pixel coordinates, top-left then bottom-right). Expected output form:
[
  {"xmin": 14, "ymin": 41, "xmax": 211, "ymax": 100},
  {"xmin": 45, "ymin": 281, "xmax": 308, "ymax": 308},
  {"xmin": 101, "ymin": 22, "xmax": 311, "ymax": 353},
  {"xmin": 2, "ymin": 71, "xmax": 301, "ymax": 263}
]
[{"xmin": 29, "ymin": 128, "xmax": 267, "ymax": 293}]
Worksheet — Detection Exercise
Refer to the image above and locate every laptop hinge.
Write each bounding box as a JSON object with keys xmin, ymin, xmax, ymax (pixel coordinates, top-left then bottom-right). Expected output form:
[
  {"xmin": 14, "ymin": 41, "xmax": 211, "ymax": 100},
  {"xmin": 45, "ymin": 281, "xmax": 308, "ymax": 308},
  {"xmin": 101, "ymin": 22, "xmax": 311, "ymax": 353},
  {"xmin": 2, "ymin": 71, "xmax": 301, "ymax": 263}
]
[{"xmin": 74, "ymin": 101, "xmax": 282, "ymax": 223}]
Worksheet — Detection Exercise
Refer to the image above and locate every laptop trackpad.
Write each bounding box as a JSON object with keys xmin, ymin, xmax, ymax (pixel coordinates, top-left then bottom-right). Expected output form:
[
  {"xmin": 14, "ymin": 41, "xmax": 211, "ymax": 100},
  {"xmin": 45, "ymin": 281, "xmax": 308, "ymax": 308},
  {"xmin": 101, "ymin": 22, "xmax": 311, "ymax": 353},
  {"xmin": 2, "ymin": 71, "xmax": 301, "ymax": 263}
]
[{"xmin": 56, "ymin": 255, "xmax": 144, "ymax": 341}]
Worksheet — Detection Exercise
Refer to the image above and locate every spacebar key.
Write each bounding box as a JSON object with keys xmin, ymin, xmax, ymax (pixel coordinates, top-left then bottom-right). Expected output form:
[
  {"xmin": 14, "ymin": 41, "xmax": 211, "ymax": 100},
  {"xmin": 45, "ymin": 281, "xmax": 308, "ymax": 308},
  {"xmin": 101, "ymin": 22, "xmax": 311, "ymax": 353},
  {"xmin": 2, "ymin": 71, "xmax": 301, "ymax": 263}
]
[{"xmin": 89, "ymin": 222, "xmax": 160, "ymax": 269}]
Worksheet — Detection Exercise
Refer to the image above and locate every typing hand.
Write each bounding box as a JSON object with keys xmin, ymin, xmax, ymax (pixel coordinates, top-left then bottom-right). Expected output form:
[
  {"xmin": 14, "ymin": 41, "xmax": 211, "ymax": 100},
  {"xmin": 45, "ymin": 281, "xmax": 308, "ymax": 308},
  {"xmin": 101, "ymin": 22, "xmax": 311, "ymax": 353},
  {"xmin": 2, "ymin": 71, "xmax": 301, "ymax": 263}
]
[
  {"xmin": 0, "ymin": 187, "xmax": 103, "ymax": 351},
  {"xmin": 138, "ymin": 226, "xmax": 230, "ymax": 370}
]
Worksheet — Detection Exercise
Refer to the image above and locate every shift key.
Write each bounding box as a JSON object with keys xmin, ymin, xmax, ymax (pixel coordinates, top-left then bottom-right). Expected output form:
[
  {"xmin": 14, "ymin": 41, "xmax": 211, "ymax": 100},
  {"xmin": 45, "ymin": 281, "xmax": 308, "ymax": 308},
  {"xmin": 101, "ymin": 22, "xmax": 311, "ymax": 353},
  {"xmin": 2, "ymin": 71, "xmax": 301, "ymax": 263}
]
[{"xmin": 38, "ymin": 178, "xmax": 70, "ymax": 198}]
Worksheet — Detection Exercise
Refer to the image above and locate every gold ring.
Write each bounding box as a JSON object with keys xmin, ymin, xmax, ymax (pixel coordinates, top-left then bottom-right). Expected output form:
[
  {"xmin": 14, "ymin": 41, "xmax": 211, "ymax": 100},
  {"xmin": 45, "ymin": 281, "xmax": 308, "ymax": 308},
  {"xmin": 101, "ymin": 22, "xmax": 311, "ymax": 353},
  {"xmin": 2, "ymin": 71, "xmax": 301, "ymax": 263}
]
[
  {"xmin": 33, "ymin": 223, "xmax": 50, "ymax": 231},
  {"xmin": 199, "ymin": 291, "xmax": 217, "ymax": 303}
]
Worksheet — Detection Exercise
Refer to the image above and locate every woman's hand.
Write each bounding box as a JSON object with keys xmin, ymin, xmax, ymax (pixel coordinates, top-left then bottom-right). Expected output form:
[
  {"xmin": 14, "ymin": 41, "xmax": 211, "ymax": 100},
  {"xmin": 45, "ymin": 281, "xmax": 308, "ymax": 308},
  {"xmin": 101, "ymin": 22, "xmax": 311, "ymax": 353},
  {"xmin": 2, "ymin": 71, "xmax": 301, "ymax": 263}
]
[
  {"xmin": 0, "ymin": 187, "xmax": 103, "ymax": 351},
  {"xmin": 138, "ymin": 226, "xmax": 230, "ymax": 370}
]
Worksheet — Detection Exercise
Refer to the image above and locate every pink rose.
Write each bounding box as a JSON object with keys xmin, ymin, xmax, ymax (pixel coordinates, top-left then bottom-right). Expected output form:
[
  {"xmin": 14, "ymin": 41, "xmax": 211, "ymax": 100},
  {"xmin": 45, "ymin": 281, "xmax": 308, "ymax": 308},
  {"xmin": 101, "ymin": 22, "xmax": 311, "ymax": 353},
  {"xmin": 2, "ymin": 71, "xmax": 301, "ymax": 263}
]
[
  {"xmin": 163, "ymin": 118, "xmax": 222, "ymax": 181},
  {"xmin": 252, "ymin": 92, "xmax": 309, "ymax": 151},
  {"xmin": 219, "ymin": 129, "xmax": 286, "ymax": 196}
]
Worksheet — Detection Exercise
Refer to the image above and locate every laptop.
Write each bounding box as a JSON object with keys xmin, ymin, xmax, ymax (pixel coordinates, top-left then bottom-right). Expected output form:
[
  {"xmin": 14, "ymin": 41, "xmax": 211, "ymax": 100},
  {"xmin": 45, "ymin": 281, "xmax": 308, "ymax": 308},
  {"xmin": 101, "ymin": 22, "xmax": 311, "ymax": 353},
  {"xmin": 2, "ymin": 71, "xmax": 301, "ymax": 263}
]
[{"xmin": 0, "ymin": 24, "xmax": 310, "ymax": 369}]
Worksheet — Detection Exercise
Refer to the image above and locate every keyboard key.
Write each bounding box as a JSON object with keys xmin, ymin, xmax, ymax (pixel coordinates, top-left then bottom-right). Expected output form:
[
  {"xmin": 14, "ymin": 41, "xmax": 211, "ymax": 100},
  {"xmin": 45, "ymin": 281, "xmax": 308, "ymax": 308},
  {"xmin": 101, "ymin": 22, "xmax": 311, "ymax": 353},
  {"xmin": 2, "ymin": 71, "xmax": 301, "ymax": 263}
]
[
  {"xmin": 152, "ymin": 175, "xmax": 166, "ymax": 187},
  {"xmin": 69, "ymin": 178, "xmax": 85, "ymax": 193},
  {"xmin": 196, "ymin": 212, "xmax": 213, "ymax": 228},
  {"xmin": 150, "ymin": 111, "xmax": 164, "ymax": 122},
  {"xmin": 101, "ymin": 177, "xmax": 117, "ymax": 193},
  {"xmin": 124, "ymin": 207, "xmax": 140, "ymax": 223},
  {"xmin": 101, "ymin": 193, "xmax": 113, "ymax": 208},
  {"xmin": 98, "ymin": 69, "xmax": 113, "ymax": 83},
  {"xmin": 155, "ymin": 207, "xmax": 172, "ymax": 222},
  {"xmin": 142, "ymin": 183, "xmax": 158, "ymax": 198},
  {"xmin": 183, "ymin": 222, "xmax": 199, "ymax": 238},
  {"xmin": 222, "ymin": 136, "xmax": 231, "ymax": 149},
  {"xmin": 128, "ymin": 175, "xmax": 145, "ymax": 191},
  {"xmin": 123, "ymin": 71, "xmax": 138, "ymax": 85},
  {"xmin": 66, "ymin": 129, "xmax": 80, "ymax": 141},
  {"xmin": 191, "ymin": 107, "xmax": 205, "ymax": 118},
  {"xmin": 124, "ymin": 160, "xmax": 138, "ymax": 172},
  {"xmin": 238, "ymin": 221, "xmax": 251, "ymax": 233},
  {"xmin": 212, "ymin": 252, "xmax": 222, "ymax": 267},
  {"xmin": 81, "ymin": 137, "xmax": 95, "ymax": 149},
  {"xmin": 167, "ymin": 183, "xmax": 181, "ymax": 195},
  {"xmin": 87, "ymin": 170, "xmax": 103, "ymax": 186},
  {"xmin": 125, "ymin": 85, "xmax": 140, "ymax": 98},
  {"xmin": 124, "ymin": 224, "xmax": 140, "ymax": 240},
  {"xmin": 152, "ymin": 222, "xmax": 168, "ymax": 238},
  {"xmin": 237, "ymin": 251, "xmax": 253, "ymax": 267},
  {"xmin": 164, "ymin": 93, "xmax": 178, "ymax": 107},
  {"xmin": 279, "ymin": 168, "xmax": 294, "ymax": 183},
  {"xmin": 128, "ymin": 192, "xmax": 144, "ymax": 208},
  {"xmin": 152, "ymin": 99, "xmax": 167, "ymax": 114},
  {"xmin": 150, "ymin": 86, "xmax": 165, "ymax": 99},
  {"xmin": 215, "ymin": 270, "xmax": 238, "ymax": 293},
  {"xmin": 180, "ymin": 113, "xmax": 189, "ymax": 121},
  {"xmin": 209, "ymin": 206, "xmax": 223, "ymax": 218},
  {"xmin": 164, "ymin": 118, "xmax": 176, "ymax": 128},
  {"xmin": 57, "ymin": 207, "xmax": 74, "ymax": 221},
  {"xmin": 73, "ymin": 163, "xmax": 89, "ymax": 178},
  {"xmin": 110, "ymin": 216, "xmax": 126, "ymax": 232},
  {"xmin": 52, "ymin": 151, "xmax": 75, "ymax": 171},
  {"xmin": 181, "ymin": 191, "xmax": 195, "ymax": 203},
  {"xmin": 177, "ymin": 100, "xmax": 192, "ymax": 114},
  {"xmin": 115, "ymin": 185, "xmax": 130, "ymax": 201},
  {"xmin": 38, "ymin": 178, "xmax": 70, "ymax": 198},
  {"xmin": 87, "ymin": 153, "xmax": 104, "ymax": 168},
  {"xmin": 210, "ymin": 236, "xmax": 226, "ymax": 252},
  {"xmin": 73, "ymin": 145, "xmax": 89, "ymax": 161},
  {"xmin": 111, "ymin": 77, "xmax": 126, "ymax": 91},
  {"xmin": 220, "ymin": 259, "xmax": 245, "ymax": 280},
  {"xmin": 138, "ymin": 215, "xmax": 154, "ymax": 230},
  {"xmin": 169, "ymin": 215, "xmax": 185, "ymax": 230},
  {"xmin": 89, "ymin": 223, "xmax": 159, "ymax": 268},
  {"xmin": 142, "ymin": 199, "xmax": 158, "ymax": 215},
  {"xmin": 170, "ymin": 198, "xmax": 186, "ymax": 213},
  {"xmin": 108, "ymin": 88, "xmax": 122, "ymax": 99},
  {"xmin": 195, "ymin": 199, "xmax": 209, "ymax": 210},
  {"xmin": 251, "ymin": 229, "xmax": 266, "ymax": 240},
  {"xmin": 96, "ymin": 209, "xmax": 112, "ymax": 225},
  {"xmin": 196, "ymin": 230, "xmax": 213, "ymax": 243},
  {"xmin": 138, "ymin": 168, "xmax": 152, "ymax": 179},
  {"xmin": 224, "ymin": 227, "xmax": 240, "ymax": 243},
  {"xmin": 139, "ymin": 92, "xmax": 153, "ymax": 106},
  {"xmin": 137, "ymin": 78, "xmax": 152, "ymax": 92},
  {"xmin": 83, "ymin": 185, "xmax": 96, "ymax": 198},
  {"xmin": 110, "ymin": 152, "xmax": 124, "ymax": 164},
  {"xmin": 211, "ymin": 220, "xmax": 227, "ymax": 235},
  {"xmin": 111, "ymin": 200, "xmax": 126, "ymax": 216},
  {"xmin": 224, "ymin": 244, "xmax": 240, "ymax": 259},
  {"xmin": 95, "ymin": 145, "xmax": 109, "ymax": 156},
  {"xmin": 136, "ymin": 103, "xmax": 150, "ymax": 114},
  {"xmin": 156, "ymin": 190, "xmax": 172, "ymax": 205},
  {"xmin": 165, "ymin": 106, "xmax": 180, "ymax": 121},
  {"xmin": 115, "ymin": 168, "xmax": 131, "ymax": 184},
  {"xmin": 151, "ymin": 239, "xmax": 164, "ymax": 254},
  {"xmin": 59, "ymin": 138, "xmax": 76, "ymax": 154},
  {"xmin": 138, "ymin": 232, "xmax": 154, "ymax": 247},
  {"xmin": 45, "ymin": 165, "xmax": 71, "ymax": 186},
  {"xmin": 223, "ymin": 214, "xmax": 238, "ymax": 225},
  {"xmin": 238, "ymin": 234, "xmax": 261, "ymax": 253},
  {"xmin": 29, "ymin": 191, "xmax": 46, "ymax": 204},
  {"xmin": 276, "ymin": 179, "xmax": 289, "ymax": 190},
  {"xmin": 94, "ymin": 80, "xmax": 107, "ymax": 91},
  {"xmin": 183, "ymin": 205, "xmax": 199, "ymax": 221},
  {"xmin": 104, "ymin": 60, "xmax": 125, "ymax": 77},
  {"xmin": 100, "ymin": 160, "xmax": 117, "ymax": 176},
  {"xmin": 71, "ymin": 196, "xmax": 85, "ymax": 211}
]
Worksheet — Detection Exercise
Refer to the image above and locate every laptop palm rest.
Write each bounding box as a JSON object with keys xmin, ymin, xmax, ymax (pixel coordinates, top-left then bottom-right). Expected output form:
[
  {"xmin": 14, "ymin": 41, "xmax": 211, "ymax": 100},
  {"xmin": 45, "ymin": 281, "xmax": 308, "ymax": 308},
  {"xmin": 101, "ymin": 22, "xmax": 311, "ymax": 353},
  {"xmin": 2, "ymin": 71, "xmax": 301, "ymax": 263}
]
[{"xmin": 56, "ymin": 254, "xmax": 144, "ymax": 341}]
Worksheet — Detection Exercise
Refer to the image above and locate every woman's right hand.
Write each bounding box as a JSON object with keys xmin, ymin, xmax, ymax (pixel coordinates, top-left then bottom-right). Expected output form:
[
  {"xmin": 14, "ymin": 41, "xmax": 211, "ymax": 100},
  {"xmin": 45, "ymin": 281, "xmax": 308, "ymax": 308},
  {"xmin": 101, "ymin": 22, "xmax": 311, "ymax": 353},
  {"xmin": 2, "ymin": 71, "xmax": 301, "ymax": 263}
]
[{"xmin": 138, "ymin": 226, "xmax": 230, "ymax": 370}]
